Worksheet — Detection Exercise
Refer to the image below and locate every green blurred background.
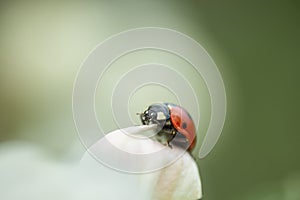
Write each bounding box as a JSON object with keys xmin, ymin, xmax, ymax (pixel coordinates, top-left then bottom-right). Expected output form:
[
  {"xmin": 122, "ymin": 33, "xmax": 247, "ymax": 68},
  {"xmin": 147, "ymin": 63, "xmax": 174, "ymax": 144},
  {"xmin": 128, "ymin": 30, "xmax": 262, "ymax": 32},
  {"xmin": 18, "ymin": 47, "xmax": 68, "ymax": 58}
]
[{"xmin": 0, "ymin": 0, "xmax": 299, "ymax": 199}]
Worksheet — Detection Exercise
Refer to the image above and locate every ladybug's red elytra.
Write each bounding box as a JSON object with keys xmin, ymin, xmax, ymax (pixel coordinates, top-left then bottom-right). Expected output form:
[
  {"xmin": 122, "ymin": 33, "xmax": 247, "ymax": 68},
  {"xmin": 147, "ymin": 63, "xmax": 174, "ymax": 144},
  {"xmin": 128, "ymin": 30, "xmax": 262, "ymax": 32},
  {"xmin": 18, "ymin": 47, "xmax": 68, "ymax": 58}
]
[{"xmin": 140, "ymin": 103, "xmax": 196, "ymax": 151}]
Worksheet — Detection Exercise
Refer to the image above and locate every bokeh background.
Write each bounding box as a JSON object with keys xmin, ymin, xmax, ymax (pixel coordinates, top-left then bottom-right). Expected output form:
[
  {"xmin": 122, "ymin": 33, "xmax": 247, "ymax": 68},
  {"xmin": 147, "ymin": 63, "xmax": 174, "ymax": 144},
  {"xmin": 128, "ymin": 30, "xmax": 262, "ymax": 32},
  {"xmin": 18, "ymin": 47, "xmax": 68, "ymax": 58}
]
[{"xmin": 0, "ymin": 0, "xmax": 299, "ymax": 199}]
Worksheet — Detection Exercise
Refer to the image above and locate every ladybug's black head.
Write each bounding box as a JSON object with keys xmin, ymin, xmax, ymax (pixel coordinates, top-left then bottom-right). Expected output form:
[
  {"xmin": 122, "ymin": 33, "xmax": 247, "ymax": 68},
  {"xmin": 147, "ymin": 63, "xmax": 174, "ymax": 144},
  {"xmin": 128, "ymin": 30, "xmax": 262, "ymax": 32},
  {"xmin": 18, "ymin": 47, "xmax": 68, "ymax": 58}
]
[{"xmin": 140, "ymin": 103, "xmax": 170, "ymax": 128}]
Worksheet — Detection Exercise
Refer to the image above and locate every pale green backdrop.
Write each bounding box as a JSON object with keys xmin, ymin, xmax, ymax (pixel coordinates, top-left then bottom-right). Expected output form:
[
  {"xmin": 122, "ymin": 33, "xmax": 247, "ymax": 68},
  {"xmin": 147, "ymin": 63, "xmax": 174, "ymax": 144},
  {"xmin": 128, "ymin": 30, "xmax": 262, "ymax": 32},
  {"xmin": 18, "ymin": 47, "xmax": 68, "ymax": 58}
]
[{"xmin": 0, "ymin": 1, "xmax": 299, "ymax": 199}]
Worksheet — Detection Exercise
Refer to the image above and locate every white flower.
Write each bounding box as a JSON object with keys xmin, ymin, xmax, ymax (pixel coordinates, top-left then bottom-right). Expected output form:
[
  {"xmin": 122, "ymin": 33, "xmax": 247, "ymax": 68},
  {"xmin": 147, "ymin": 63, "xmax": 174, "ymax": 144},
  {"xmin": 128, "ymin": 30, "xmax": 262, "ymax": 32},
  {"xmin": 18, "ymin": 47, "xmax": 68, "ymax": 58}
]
[
  {"xmin": 0, "ymin": 126, "xmax": 202, "ymax": 200},
  {"xmin": 81, "ymin": 125, "xmax": 202, "ymax": 200}
]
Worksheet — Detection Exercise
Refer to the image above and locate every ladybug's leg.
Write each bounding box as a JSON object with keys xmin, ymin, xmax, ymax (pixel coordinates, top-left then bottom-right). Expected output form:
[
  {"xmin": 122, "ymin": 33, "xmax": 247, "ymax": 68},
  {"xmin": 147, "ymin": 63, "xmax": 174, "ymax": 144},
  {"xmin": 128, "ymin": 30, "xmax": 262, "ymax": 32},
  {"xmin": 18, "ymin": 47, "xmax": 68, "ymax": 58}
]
[
  {"xmin": 155, "ymin": 131, "xmax": 171, "ymax": 147},
  {"xmin": 170, "ymin": 132, "xmax": 190, "ymax": 150},
  {"xmin": 154, "ymin": 125, "xmax": 176, "ymax": 149}
]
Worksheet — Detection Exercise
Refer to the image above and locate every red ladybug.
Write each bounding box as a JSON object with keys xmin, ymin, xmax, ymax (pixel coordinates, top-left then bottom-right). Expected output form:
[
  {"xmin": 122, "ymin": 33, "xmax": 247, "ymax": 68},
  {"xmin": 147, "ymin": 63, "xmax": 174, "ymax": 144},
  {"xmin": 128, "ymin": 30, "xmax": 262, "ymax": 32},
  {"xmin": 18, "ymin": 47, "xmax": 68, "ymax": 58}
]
[{"xmin": 140, "ymin": 103, "xmax": 196, "ymax": 151}]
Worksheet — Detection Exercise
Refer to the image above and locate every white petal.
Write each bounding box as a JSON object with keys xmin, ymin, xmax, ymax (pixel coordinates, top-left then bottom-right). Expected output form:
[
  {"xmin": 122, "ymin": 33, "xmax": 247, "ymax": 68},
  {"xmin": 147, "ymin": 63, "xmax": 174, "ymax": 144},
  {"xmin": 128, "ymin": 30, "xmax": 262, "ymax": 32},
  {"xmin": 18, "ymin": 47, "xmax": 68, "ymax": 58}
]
[
  {"xmin": 81, "ymin": 125, "xmax": 202, "ymax": 200},
  {"xmin": 0, "ymin": 126, "xmax": 202, "ymax": 200}
]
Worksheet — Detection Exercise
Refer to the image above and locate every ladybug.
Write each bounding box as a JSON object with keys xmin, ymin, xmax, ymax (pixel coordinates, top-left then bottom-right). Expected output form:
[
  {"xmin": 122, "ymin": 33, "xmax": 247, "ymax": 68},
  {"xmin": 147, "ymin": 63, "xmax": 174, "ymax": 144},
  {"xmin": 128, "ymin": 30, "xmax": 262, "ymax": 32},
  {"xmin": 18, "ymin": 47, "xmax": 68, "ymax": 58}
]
[{"xmin": 140, "ymin": 103, "xmax": 196, "ymax": 151}]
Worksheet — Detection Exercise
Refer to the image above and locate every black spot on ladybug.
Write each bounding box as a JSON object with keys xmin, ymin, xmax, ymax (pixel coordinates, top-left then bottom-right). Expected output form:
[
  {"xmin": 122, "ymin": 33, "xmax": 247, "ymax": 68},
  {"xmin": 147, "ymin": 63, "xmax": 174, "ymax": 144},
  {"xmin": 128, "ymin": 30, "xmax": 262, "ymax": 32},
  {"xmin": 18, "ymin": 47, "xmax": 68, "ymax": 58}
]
[{"xmin": 182, "ymin": 122, "xmax": 187, "ymax": 129}]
